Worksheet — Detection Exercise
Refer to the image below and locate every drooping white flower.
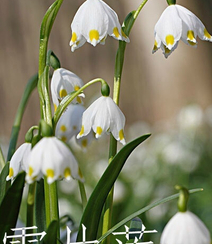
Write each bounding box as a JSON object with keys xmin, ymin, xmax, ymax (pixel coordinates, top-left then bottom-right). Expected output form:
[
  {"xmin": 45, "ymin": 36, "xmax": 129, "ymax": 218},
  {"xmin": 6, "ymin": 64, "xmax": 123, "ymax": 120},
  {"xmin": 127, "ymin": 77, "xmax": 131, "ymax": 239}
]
[
  {"xmin": 25, "ymin": 137, "xmax": 83, "ymax": 184},
  {"xmin": 77, "ymin": 96, "xmax": 126, "ymax": 145},
  {"xmin": 160, "ymin": 211, "xmax": 211, "ymax": 244},
  {"xmin": 51, "ymin": 68, "xmax": 84, "ymax": 111},
  {"xmin": 56, "ymin": 104, "xmax": 85, "ymax": 143},
  {"xmin": 6, "ymin": 142, "xmax": 31, "ymax": 181},
  {"xmin": 69, "ymin": 0, "xmax": 130, "ymax": 52},
  {"xmin": 153, "ymin": 4, "xmax": 212, "ymax": 58},
  {"xmin": 56, "ymin": 104, "xmax": 94, "ymax": 150}
]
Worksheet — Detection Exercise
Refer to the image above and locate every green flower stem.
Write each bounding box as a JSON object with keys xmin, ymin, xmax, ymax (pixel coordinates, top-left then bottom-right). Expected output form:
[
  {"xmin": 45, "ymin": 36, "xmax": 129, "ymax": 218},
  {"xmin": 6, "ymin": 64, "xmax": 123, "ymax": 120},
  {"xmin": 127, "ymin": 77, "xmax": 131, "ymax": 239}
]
[
  {"xmin": 38, "ymin": 0, "xmax": 63, "ymax": 233},
  {"xmin": 102, "ymin": 1, "xmax": 149, "ymax": 243},
  {"xmin": 133, "ymin": 0, "xmax": 149, "ymax": 21},
  {"xmin": 101, "ymin": 135, "xmax": 118, "ymax": 233},
  {"xmin": 53, "ymin": 78, "xmax": 108, "ymax": 127},
  {"xmin": 101, "ymin": 136, "xmax": 117, "ymax": 242},
  {"xmin": 6, "ymin": 74, "xmax": 38, "ymax": 162},
  {"xmin": 44, "ymin": 177, "xmax": 59, "ymax": 230},
  {"xmin": 78, "ymin": 181, "xmax": 87, "ymax": 211},
  {"xmin": 114, "ymin": 0, "xmax": 149, "ymax": 104},
  {"xmin": 26, "ymin": 182, "xmax": 36, "ymax": 228},
  {"xmin": 40, "ymin": 65, "xmax": 52, "ymax": 126}
]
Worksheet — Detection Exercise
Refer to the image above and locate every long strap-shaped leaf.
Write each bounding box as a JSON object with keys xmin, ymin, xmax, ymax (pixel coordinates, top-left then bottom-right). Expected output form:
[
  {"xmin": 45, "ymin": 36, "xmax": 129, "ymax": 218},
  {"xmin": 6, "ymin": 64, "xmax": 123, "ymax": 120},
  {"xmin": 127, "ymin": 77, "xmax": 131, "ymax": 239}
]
[
  {"xmin": 0, "ymin": 163, "xmax": 9, "ymax": 205},
  {"xmin": 41, "ymin": 220, "xmax": 58, "ymax": 244},
  {"xmin": 98, "ymin": 188, "xmax": 202, "ymax": 243},
  {"xmin": 7, "ymin": 74, "xmax": 38, "ymax": 161},
  {"xmin": 0, "ymin": 172, "xmax": 25, "ymax": 243},
  {"xmin": 77, "ymin": 134, "xmax": 151, "ymax": 242}
]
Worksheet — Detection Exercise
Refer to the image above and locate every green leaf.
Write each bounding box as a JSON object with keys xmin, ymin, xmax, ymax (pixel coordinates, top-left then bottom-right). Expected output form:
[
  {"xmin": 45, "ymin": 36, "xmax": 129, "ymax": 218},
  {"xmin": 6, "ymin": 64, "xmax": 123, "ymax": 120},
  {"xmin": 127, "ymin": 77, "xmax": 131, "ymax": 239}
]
[
  {"xmin": 39, "ymin": 0, "xmax": 63, "ymax": 77},
  {"xmin": 77, "ymin": 134, "xmax": 151, "ymax": 242},
  {"xmin": 41, "ymin": 220, "xmax": 58, "ymax": 244},
  {"xmin": 7, "ymin": 74, "xmax": 38, "ymax": 161},
  {"xmin": 0, "ymin": 162, "xmax": 9, "ymax": 205},
  {"xmin": 98, "ymin": 188, "xmax": 203, "ymax": 243},
  {"xmin": 0, "ymin": 172, "xmax": 25, "ymax": 243},
  {"xmin": 122, "ymin": 11, "xmax": 135, "ymax": 36}
]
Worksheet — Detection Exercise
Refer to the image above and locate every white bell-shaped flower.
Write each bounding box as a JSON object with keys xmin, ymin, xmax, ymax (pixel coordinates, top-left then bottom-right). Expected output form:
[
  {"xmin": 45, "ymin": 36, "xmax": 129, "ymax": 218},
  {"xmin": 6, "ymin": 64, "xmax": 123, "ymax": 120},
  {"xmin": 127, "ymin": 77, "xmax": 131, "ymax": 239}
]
[
  {"xmin": 56, "ymin": 104, "xmax": 85, "ymax": 143},
  {"xmin": 51, "ymin": 68, "xmax": 84, "ymax": 111},
  {"xmin": 153, "ymin": 4, "xmax": 212, "ymax": 58},
  {"xmin": 160, "ymin": 211, "xmax": 211, "ymax": 244},
  {"xmin": 6, "ymin": 142, "xmax": 31, "ymax": 181},
  {"xmin": 25, "ymin": 137, "xmax": 83, "ymax": 184},
  {"xmin": 69, "ymin": 0, "xmax": 129, "ymax": 52},
  {"xmin": 77, "ymin": 96, "xmax": 126, "ymax": 145}
]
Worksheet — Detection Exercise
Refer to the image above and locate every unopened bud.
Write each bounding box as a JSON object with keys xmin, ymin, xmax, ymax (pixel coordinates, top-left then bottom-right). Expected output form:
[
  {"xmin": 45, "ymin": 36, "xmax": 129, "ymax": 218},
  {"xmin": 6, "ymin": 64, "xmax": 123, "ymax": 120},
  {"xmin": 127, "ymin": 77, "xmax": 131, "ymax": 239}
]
[
  {"xmin": 176, "ymin": 185, "xmax": 189, "ymax": 212},
  {"xmin": 40, "ymin": 120, "xmax": 53, "ymax": 137},
  {"xmin": 25, "ymin": 126, "xmax": 39, "ymax": 143},
  {"xmin": 49, "ymin": 51, "xmax": 61, "ymax": 70},
  {"xmin": 101, "ymin": 83, "xmax": 110, "ymax": 97},
  {"xmin": 166, "ymin": 0, "xmax": 176, "ymax": 5}
]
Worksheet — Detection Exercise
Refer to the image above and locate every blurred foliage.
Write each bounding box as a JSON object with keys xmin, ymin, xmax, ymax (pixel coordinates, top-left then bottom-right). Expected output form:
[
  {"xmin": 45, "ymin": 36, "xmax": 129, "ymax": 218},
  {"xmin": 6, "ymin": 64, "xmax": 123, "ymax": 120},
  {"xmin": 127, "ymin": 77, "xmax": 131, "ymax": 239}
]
[{"xmin": 58, "ymin": 103, "xmax": 212, "ymax": 243}]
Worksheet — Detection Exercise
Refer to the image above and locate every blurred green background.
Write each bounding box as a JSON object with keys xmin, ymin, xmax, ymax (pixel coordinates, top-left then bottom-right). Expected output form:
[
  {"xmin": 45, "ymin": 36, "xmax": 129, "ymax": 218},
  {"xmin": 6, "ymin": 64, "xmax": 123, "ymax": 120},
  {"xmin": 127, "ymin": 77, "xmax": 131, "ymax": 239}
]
[{"xmin": 1, "ymin": 0, "xmax": 212, "ymax": 243}]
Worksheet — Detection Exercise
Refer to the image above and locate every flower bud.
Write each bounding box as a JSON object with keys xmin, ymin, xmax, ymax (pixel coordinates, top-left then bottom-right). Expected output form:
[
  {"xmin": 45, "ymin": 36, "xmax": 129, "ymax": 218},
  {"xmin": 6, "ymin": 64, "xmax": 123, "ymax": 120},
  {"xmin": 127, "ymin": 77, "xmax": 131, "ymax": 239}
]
[
  {"xmin": 50, "ymin": 52, "xmax": 61, "ymax": 70},
  {"xmin": 175, "ymin": 185, "xmax": 189, "ymax": 212},
  {"xmin": 166, "ymin": 0, "xmax": 176, "ymax": 5},
  {"xmin": 25, "ymin": 126, "xmax": 39, "ymax": 143},
  {"xmin": 25, "ymin": 129, "xmax": 34, "ymax": 143},
  {"xmin": 101, "ymin": 83, "xmax": 110, "ymax": 97},
  {"xmin": 40, "ymin": 120, "xmax": 53, "ymax": 137}
]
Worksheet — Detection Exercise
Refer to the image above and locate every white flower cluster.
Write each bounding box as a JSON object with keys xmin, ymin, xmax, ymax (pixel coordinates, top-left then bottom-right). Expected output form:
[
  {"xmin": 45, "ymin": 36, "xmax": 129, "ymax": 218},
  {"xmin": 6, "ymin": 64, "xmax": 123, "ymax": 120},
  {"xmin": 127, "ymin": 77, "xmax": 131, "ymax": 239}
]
[
  {"xmin": 7, "ymin": 138, "xmax": 83, "ymax": 184},
  {"xmin": 6, "ymin": 0, "xmax": 212, "ymax": 193},
  {"xmin": 7, "ymin": 65, "xmax": 126, "ymax": 184}
]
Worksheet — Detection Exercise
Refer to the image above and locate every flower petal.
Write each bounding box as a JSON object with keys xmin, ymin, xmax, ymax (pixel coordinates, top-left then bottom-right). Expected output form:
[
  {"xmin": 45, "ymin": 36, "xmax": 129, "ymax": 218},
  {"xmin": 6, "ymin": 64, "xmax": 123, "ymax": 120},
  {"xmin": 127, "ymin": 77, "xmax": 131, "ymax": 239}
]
[
  {"xmin": 152, "ymin": 33, "xmax": 162, "ymax": 54},
  {"xmin": 51, "ymin": 68, "xmax": 84, "ymax": 107},
  {"xmin": 155, "ymin": 5, "xmax": 182, "ymax": 50},
  {"xmin": 78, "ymin": 96, "xmax": 126, "ymax": 144},
  {"xmin": 106, "ymin": 98, "xmax": 126, "ymax": 144},
  {"xmin": 80, "ymin": 0, "xmax": 109, "ymax": 46},
  {"xmin": 77, "ymin": 97, "xmax": 103, "ymax": 138},
  {"xmin": 6, "ymin": 143, "xmax": 31, "ymax": 181},
  {"xmin": 69, "ymin": 0, "xmax": 128, "ymax": 50},
  {"xmin": 100, "ymin": 0, "xmax": 129, "ymax": 42},
  {"xmin": 176, "ymin": 4, "xmax": 212, "ymax": 43},
  {"xmin": 160, "ymin": 211, "xmax": 211, "ymax": 244},
  {"xmin": 56, "ymin": 104, "xmax": 85, "ymax": 142},
  {"xmin": 26, "ymin": 137, "xmax": 83, "ymax": 184}
]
